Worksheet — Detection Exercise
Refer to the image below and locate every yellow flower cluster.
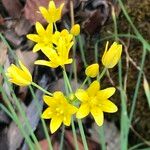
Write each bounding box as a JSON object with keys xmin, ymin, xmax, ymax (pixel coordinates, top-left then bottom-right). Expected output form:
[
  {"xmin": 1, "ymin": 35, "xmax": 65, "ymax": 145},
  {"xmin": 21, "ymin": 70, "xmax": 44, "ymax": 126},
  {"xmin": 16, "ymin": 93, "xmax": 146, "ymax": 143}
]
[
  {"xmin": 6, "ymin": 0, "xmax": 122, "ymax": 133},
  {"xmin": 27, "ymin": 1, "xmax": 80, "ymax": 68}
]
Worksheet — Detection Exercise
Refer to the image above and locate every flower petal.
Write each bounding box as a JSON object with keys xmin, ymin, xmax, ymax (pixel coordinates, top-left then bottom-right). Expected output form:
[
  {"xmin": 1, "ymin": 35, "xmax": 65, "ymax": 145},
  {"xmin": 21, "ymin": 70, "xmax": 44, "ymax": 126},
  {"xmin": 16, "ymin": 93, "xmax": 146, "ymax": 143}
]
[
  {"xmin": 75, "ymin": 89, "xmax": 89, "ymax": 102},
  {"xmin": 50, "ymin": 117, "xmax": 62, "ymax": 133},
  {"xmin": 35, "ymin": 22, "xmax": 45, "ymax": 36},
  {"xmin": 97, "ymin": 87, "xmax": 116, "ymax": 99},
  {"xmin": 41, "ymin": 107, "xmax": 53, "ymax": 119},
  {"xmin": 100, "ymin": 100, "xmax": 118, "ymax": 113},
  {"xmin": 76, "ymin": 104, "xmax": 90, "ymax": 119},
  {"xmin": 19, "ymin": 61, "xmax": 32, "ymax": 81},
  {"xmin": 85, "ymin": 63, "xmax": 99, "ymax": 78},
  {"xmin": 26, "ymin": 34, "xmax": 41, "ymax": 42},
  {"xmin": 43, "ymin": 95, "xmax": 56, "ymax": 107},
  {"xmin": 91, "ymin": 107, "xmax": 103, "ymax": 126},
  {"xmin": 63, "ymin": 115, "xmax": 71, "ymax": 126},
  {"xmin": 39, "ymin": 7, "xmax": 51, "ymax": 23},
  {"xmin": 33, "ymin": 44, "xmax": 41, "ymax": 52},
  {"xmin": 86, "ymin": 80, "xmax": 100, "ymax": 97},
  {"xmin": 34, "ymin": 60, "xmax": 56, "ymax": 68}
]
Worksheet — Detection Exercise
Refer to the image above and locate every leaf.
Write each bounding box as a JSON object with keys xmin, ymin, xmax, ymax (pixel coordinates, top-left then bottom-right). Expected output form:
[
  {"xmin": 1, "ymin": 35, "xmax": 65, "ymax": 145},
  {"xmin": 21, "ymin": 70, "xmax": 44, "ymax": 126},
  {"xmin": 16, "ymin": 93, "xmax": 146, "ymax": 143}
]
[
  {"xmin": 1, "ymin": 0, "xmax": 22, "ymax": 18},
  {"xmin": 143, "ymin": 76, "xmax": 150, "ymax": 107},
  {"xmin": 0, "ymin": 41, "xmax": 8, "ymax": 84}
]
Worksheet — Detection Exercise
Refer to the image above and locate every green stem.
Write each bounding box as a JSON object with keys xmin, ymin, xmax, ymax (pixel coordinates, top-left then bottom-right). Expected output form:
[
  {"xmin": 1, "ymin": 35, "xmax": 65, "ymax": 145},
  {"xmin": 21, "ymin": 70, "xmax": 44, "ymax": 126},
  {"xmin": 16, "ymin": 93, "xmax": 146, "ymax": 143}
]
[
  {"xmin": 98, "ymin": 68, "xmax": 107, "ymax": 81},
  {"xmin": 129, "ymin": 46, "xmax": 146, "ymax": 122},
  {"xmin": 31, "ymin": 82, "xmax": 53, "ymax": 96},
  {"xmin": 63, "ymin": 68, "xmax": 73, "ymax": 93},
  {"xmin": 29, "ymin": 86, "xmax": 53, "ymax": 150},
  {"xmin": 54, "ymin": 23, "xmax": 58, "ymax": 31},
  {"xmin": 62, "ymin": 69, "xmax": 88, "ymax": 150},
  {"xmin": 77, "ymin": 119, "xmax": 88, "ymax": 150},
  {"xmin": 0, "ymin": 80, "xmax": 34, "ymax": 149},
  {"xmin": 60, "ymin": 125, "xmax": 65, "ymax": 150},
  {"xmin": 99, "ymin": 125, "xmax": 106, "ymax": 150},
  {"xmin": 80, "ymin": 77, "xmax": 88, "ymax": 88},
  {"xmin": 71, "ymin": 118, "xmax": 79, "ymax": 150}
]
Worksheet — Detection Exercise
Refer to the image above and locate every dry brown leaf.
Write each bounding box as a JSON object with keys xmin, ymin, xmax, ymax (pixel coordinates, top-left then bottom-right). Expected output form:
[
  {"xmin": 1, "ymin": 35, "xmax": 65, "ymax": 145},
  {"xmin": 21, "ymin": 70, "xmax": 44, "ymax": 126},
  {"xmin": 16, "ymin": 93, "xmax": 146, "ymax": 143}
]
[
  {"xmin": 16, "ymin": 50, "xmax": 38, "ymax": 100},
  {"xmin": 1, "ymin": 0, "xmax": 23, "ymax": 18},
  {"xmin": 0, "ymin": 41, "xmax": 8, "ymax": 84},
  {"xmin": 39, "ymin": 139, "xmax": 49, "ymax": 150}
]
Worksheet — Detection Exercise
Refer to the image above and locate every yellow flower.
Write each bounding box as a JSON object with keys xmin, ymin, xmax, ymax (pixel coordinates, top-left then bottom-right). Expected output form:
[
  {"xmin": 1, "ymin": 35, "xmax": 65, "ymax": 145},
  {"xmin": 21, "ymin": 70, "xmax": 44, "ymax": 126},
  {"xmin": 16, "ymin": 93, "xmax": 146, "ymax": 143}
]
[
  {"xmin": 42, "ymin": 91, "xmax": 78, "ymax": 133},
  {"xmin": 39, "ymin": 1, "xmax": 64, "ymax": 23},
  {"xmin": 52, "ymin": 29, "xmax": 73, "ymax": 48},
  {"xmin": 6, "ymin": 60, "xmax": 32, "ymax": 86},
  {"xmin": 102, "ymin": 41, "xmax": 122, "ymax": 68},
  {"xmin": 70, "ymin": 24, "xmax": 80, "ymax": 36},
  {"xmin": 35, "ymin": 39, "xmax": 73, "ymax": 68},
  {"xmin": 75, "ymin": 80, "xmax": 118, "ymax": 126},
  {"xmin": 85, "ymin": 63, "xmax": 99, "ymax": 78},
  {"xmin": 27, "ymin": 22, "xmax": 53, "ymax": 52}
]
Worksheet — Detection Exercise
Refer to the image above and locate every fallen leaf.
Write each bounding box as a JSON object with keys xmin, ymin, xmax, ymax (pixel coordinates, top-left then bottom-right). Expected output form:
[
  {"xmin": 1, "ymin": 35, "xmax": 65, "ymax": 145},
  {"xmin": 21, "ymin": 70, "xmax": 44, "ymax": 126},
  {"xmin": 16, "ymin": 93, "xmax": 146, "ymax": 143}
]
[
  {"xmin": 1, "ymin": 0, "xmax": 23, "ymax": 18},
  {"xmin": 15, "ymin": 17, "xmax": 33, "ymax": 36},
  {"xmin": 0, "ymin": 41, "xmax": 8, "ymax": 84}
]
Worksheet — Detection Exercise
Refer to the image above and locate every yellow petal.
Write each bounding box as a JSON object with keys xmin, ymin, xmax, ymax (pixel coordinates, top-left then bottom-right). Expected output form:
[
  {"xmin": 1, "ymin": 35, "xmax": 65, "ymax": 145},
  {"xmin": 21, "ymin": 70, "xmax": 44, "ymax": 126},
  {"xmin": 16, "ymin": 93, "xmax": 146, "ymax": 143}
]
[
  {"xmin": 35, "ymin": 22, "xmax": 45, "ymax": 36},
  {"xmin": 6, "ymin": 61, "xmax": 32, "ymax": 86},
  {"xmin": 97, "ymin": 87, "xmax": 116, "ymax": 99},
  {"xmin": 85, "ymin": 63, "xmax": 99, "ymax": 78},
  {"xmin": 76, "ymin": 104, "xmax": 90, "ymax": 118},
  {"xmin": 87, "ymin": 80, "xmax": 100, "ymax": 97},
  {"xmin": 100, "ymin": 100, "xmax": 118, "ymax": 113},
  {"xmin": 70, "ymin": 24, "xmax": 80, "ymax": 36},
  {"xmin": 34, "ymin": 60, "xmax": 58, "ymax": 68},
  {"xmin": 91, "ymin": 107, "xmax": 103, "ymax": 126},
  {"xmin": 43, "ymin": 95, "xmax": 56, "ymax": 107},
  {"xmin": 63, "ymin": 115, "xmax": 71, "ymax": 126},
  {"xmin": 102, "ymin": 42, "xmax": 122, "ymax": 68},
  {"xmin": 39, "ymin": 7, "xmax": 51, "ymax": 23},
  {"xmin": 26, "ymin": 34, "xmax": 41, "ymax": 42},
  {"xmin": 19, "ymin": 61, "xmax": 32, "ymax": 81},
  {"xmin": 46, "ymin": 23, "xmax": 53, "ymax": 34},
  {"xmin": 48, "ymin": 1, "xmax": 56, "ymax": 12},
  {"xmin": 75, "ymin": 89, "xmax": 89, "ymax": 102},
  {"xmin": 41, "ymin": 107, "xmax": 53, "ymax": 119},
  {"xmin": 33, "ymin": 44, "xmax": 41, "ymax": 52},
  {"xmin": 50, "ymin": 117, "xmax": 62, "ymax": 133}
]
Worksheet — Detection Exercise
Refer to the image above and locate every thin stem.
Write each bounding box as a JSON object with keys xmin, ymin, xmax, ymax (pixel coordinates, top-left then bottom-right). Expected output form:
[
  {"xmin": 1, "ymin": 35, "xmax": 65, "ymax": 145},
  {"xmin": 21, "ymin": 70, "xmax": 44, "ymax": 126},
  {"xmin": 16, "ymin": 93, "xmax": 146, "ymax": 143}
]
[
  {"xmin": 77, "ymin": 119, "xmax": 88, "ymax": 150},
  {"xmin": 71, "ymin": 118, "xmax": 79, "ymax": 150},
  {"xmin": 1, "ymin": 68, "xmax": 41, "ymax": 149},
  {"xmin": 60, "ymin": 125, "xmax": 65, "ymax": 150},
  {"xmin": 31, "ymin": 82, "xmax": 53, "ymax": 96},
  {"xmin": 29, "ymin": 86, "xmax": 53, "ymax": 150},
  {"xmin": 99, "ymin": 125, "xmax": 106, "ymax": 150},
  {"xmin": 54, "ymin": 23, "xmax": 58, "ymax": 31},
  {"xmin": 63, "ymin": 68, "xmax": 73, "ymax": 93},
  {"xmin": 0, "ymin": 83, "xmax": 34, "ymax": 149},
  {"xmin": 98, "ymin": 68, "xmax": 107, "ymax": 81},
  {"xmin": 129, "ymin": 46, "xmax": 146, "ymax": 122},
  {"xmin": 80, "ymin": 77, "xmax": 88, "ymax": 88}
]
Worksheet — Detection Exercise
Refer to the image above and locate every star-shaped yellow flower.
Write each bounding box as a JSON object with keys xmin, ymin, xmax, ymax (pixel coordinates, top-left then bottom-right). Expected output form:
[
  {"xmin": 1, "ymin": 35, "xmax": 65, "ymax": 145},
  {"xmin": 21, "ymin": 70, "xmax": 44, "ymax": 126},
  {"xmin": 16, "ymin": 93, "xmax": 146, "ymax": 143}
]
[
  {"xmin": 42, "ymin": 91, "xmax": 78, "ymax": 133},
  {"xmin": 75, "ymin": 80, "xmax": 118, "ymax": 126},
  {"xmin": 34, "ymin": 38, "xmax": 73, "ymax": 68},
  {"xmin": 6, "ymin": 60, "xmax": 32, "ymax": 86},
  {"xmin": 39, "ymin": 1, "xmax": 64, "ymax": 23},
  {"xmin": 27, "ymin": 22, "xmax": 53, "ymax": 52}
]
